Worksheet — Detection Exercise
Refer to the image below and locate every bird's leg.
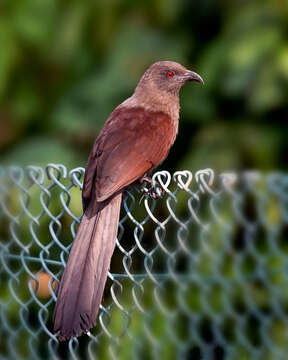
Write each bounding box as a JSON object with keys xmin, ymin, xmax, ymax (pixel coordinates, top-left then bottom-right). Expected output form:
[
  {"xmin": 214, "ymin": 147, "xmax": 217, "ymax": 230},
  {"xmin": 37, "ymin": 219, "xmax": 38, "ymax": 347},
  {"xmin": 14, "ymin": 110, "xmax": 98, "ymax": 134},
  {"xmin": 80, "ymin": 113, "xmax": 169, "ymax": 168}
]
[{"xmin": 138, "ymin": 174, "xmax": 165, "ymax": 200}]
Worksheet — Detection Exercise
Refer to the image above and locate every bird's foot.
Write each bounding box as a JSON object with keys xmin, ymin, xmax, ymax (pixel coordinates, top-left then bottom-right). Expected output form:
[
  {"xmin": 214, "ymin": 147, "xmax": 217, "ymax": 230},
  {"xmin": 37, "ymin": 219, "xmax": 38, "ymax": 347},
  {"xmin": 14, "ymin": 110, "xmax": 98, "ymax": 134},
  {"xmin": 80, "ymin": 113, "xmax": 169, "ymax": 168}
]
[{"xmin": 139, "ymin": 176, "xmax": 165, "ymax": 202}]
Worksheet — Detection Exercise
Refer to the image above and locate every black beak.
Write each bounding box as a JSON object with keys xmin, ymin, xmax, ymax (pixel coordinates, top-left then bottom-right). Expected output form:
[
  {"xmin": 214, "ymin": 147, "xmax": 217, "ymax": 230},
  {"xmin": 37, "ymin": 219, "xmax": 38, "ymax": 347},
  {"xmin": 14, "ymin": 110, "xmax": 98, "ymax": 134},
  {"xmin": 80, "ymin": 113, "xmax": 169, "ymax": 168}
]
[{"xmin": 184, "ymin": 71, "xmax": 204, "ymax": 84}]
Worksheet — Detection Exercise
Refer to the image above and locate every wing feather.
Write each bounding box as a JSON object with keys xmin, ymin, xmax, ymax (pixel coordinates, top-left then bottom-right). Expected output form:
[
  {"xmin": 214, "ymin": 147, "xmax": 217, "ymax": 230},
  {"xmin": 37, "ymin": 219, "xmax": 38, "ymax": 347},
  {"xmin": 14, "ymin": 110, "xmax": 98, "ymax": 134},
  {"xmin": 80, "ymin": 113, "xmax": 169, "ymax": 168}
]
[{"xmin": 82, "ymin": 106, "xmax": 176, "ymax": 207}]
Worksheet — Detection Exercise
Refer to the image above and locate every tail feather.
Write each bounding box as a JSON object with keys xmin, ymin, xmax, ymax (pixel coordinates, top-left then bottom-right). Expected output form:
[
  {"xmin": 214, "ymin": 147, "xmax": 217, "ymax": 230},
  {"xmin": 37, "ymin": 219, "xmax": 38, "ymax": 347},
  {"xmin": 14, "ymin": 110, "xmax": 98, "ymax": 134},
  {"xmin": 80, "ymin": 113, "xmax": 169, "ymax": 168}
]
[
  {"xmin": 90, "ymin": 194, "xmax": 122, "ymax": 324},
  {"xmin": 53, "ymin": 193, "xmax": 122, "ymax": 340}
]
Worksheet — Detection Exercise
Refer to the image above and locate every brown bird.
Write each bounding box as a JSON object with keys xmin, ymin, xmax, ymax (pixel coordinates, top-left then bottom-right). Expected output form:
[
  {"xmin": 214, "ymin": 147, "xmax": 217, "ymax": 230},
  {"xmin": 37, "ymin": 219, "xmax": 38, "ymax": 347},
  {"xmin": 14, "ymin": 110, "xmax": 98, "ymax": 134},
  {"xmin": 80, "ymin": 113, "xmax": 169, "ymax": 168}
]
[{"xmin": 53, "ymin": 61, "xmax": 204, "ymax": 340}]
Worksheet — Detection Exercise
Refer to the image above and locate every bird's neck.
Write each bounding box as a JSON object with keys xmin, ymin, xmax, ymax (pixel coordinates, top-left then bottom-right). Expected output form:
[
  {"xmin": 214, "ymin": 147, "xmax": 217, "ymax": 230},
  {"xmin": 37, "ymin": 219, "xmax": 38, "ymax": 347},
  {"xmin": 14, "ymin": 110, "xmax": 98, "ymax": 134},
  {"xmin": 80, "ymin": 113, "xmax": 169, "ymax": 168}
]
[{"xmin": 122, "ymin": 88, "xmax": 180, "ymax": 130}]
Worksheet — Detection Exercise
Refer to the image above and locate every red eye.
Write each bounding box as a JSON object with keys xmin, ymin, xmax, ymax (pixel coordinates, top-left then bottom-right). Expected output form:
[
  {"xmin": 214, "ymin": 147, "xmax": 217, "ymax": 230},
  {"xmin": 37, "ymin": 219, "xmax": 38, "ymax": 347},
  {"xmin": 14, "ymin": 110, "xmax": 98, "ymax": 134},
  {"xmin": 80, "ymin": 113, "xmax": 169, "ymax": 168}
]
[{"xmin": 166, "ymin": 71, "xmax": 174, "ymax": 78}]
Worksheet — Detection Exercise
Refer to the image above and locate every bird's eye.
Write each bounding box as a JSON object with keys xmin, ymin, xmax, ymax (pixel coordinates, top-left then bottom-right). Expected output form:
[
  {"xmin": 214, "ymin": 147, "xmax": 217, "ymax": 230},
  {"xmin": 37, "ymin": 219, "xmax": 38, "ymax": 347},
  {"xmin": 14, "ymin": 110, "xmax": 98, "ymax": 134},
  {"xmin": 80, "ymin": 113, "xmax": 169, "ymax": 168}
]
[{"xmin": 166, "ymin": 71, "xmax": 174, "ymax": 78}]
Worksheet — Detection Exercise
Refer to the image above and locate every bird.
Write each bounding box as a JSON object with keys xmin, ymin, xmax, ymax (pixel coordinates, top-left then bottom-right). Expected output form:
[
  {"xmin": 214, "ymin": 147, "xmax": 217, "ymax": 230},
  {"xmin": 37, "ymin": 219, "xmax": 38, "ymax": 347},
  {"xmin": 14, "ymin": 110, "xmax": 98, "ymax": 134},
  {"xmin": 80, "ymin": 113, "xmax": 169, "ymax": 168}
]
[{"xmin": 53, "ymin": 61, "xmax": 204, "ymax": 340}]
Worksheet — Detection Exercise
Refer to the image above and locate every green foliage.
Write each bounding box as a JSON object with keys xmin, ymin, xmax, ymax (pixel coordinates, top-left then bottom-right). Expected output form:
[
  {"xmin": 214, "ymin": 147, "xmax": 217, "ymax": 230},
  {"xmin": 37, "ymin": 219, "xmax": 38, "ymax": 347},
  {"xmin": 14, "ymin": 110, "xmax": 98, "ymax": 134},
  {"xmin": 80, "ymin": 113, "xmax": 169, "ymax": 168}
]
[{"xmin": 0, "ymin": 0, "xmax": 287, "ymax": 169}]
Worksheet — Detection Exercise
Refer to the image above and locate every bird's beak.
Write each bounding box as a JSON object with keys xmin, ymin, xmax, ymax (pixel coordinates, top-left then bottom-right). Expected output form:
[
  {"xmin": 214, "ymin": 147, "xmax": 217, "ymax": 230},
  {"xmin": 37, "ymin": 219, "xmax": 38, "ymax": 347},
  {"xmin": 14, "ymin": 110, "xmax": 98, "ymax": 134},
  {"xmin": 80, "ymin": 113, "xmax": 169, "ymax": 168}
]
[{"xmin": 183, "ymin": 71, "xmax": 204, "ymax": 84}]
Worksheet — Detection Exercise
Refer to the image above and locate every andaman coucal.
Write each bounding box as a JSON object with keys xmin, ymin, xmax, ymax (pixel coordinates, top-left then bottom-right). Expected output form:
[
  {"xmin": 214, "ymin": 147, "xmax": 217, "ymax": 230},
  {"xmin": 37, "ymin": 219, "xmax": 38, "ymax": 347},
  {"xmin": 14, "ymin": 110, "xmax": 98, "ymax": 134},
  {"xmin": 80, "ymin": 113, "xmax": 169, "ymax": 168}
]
[{"xmin": 53, "ymin": 61, "xmax": 204, "ymax": 340}]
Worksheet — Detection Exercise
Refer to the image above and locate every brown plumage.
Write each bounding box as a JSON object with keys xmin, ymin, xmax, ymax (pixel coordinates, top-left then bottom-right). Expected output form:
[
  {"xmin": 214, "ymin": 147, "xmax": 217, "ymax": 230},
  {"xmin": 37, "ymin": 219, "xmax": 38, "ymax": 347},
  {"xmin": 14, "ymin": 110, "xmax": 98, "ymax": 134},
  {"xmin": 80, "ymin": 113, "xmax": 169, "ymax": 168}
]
[{"xmin": 53, "ymin": 61, "xmax": 204, "ymax": 340}]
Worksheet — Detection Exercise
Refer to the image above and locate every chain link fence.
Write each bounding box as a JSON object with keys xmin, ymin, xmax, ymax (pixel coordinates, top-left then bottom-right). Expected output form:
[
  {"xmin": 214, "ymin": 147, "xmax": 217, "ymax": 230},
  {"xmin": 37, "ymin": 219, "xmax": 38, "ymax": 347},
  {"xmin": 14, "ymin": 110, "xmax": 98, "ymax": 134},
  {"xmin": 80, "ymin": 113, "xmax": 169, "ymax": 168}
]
[{"xmin": 0, "ymin": 164, "xmax": 288, "ymax": 360}]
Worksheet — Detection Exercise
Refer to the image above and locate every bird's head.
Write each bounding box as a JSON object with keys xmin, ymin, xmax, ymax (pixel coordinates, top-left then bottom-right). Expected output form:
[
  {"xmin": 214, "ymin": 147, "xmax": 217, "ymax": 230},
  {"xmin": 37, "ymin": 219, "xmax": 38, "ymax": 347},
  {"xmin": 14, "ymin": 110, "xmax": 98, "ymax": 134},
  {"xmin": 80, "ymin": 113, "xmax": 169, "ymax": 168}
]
[{"xmin": 136, "ymin": 61, "xmax": 204, "ymax": 96}]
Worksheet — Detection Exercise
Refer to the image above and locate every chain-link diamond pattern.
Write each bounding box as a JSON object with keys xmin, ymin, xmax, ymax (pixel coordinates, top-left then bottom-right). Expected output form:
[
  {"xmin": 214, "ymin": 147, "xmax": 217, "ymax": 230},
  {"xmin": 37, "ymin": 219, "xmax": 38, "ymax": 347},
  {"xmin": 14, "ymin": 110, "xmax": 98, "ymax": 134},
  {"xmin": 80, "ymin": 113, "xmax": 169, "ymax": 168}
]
[{"xmin": 0, "ymin": 165, "xmax": 288, "ymax": 360}]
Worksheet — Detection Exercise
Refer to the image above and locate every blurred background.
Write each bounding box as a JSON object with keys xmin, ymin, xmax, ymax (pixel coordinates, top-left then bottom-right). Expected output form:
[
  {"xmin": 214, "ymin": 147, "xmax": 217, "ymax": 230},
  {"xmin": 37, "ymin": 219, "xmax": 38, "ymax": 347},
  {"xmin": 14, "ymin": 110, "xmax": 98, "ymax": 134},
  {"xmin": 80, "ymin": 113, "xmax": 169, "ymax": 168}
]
[
  {"xmin": 1, "ymin": 0, "xmax": 287, "ymax": 171},
  {"xmin": 1, "ymin": 0, "xmax": 288, "ymax": 359}
]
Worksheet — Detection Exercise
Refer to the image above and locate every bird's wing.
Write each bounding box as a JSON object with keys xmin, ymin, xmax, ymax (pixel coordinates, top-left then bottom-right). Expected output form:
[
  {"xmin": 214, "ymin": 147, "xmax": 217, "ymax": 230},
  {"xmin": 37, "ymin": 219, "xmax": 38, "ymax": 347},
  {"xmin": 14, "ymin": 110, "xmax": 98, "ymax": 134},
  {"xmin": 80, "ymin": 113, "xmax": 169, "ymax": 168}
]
[
  {"xmin": 82, "ymin": 106, "xmax": 176, "ymax": 208},
  {"xmin": 82, "ymin": 141, "xmax": 99, "ymax": 211}
]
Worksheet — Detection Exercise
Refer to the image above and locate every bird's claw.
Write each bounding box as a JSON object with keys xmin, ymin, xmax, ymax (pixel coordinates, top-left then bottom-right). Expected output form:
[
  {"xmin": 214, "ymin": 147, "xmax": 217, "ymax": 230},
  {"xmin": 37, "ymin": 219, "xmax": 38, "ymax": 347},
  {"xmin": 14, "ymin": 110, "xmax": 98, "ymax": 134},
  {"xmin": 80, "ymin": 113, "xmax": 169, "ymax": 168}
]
[{"xmin": 138, "ymin": 176, "xmax": 165, "ymax": 203}]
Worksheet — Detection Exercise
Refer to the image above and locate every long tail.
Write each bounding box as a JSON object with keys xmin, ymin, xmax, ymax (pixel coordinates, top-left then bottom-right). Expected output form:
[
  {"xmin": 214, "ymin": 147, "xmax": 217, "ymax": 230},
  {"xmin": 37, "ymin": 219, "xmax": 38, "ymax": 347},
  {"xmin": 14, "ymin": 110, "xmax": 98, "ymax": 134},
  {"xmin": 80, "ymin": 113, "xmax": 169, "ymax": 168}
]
[{"xmin": 53, "ymin": 193, "xmax": 122, "ymax": 340}]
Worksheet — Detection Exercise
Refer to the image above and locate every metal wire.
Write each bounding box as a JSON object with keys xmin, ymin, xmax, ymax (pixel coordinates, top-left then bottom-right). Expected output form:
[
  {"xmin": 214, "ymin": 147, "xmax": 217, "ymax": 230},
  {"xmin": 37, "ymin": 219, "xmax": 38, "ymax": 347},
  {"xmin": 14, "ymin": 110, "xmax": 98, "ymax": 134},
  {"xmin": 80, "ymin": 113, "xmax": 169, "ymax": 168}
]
[{"xmin": 0, "ymin": 164, "xmax": 288, "ymax": 360}]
